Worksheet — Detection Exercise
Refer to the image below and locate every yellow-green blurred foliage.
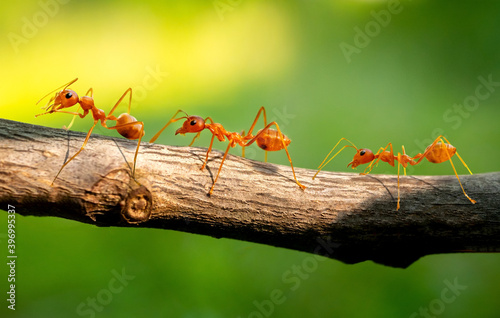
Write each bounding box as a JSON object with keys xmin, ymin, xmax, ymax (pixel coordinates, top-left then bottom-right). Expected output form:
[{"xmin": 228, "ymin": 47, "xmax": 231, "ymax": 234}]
[{"xmin": 0, "ymin": 1, "xmax": 499, "ymax": 317}]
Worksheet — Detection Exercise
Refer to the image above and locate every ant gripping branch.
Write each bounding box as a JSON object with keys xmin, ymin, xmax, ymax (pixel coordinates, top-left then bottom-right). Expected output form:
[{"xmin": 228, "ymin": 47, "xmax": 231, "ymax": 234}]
[
  {"xmin": 35, "ymin": 78, "xmax": 144, "ymax": 185},
  {"xmin": 313, "ymin": 136, "xmax": 476, "ymax": 210},
  {"xmin": 149, "ymin": 107, "xmax": 306, "ymax": 195}
]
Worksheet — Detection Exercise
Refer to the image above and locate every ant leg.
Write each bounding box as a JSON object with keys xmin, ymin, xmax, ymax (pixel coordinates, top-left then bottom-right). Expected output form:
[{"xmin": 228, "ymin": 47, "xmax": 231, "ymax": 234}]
[
  {"xmin": 439, "ymin": 136, "xmax": 473, "ymax": 175},
  {"xmin": 208, "ymin": 142, "xmax": 232, "ymax": 195},
  {"xmin": 444, "ymin": 151, "xmax": 476, "ymax": 204},
  {"xmin": 52, "ymin": 120, "xmax": 98, "ymax": 185},
  {"xmin": 201, "ymin": 134, "xmax": 216, "ymax": 171},
  {"xmin": 240, "ymin": 130, "xmax": 246, "ymax": 158},
  {"xmin": 400, "ymin": 145, "xmax": 407, "ymax": 176},
  {"xmin": 396, "ymin": 153, "xmax": 402, "ymax": 210},
  {"xmin": 149, "ymin": 110, "xmax": 188, "ymax": 143},
  {"xmin": 85, "ymin": 88, "xmax": 94, "ymax": 98},
  {"xmin": 188, "ymin": 132, "xmax": 202, "ymax": 146},
  {"xmin": 105, "ymin": 121, "xmax": 145, "ymax": 180},
  {"xmin": 362, "ymin": 147, "xmax": 384, "ymax": 175},
  {"xmin": 411, "ymin": 135, "xmax": 445, "ymax": 165},
  {"xmin": 246, "ymin": 122, "xmax": 306, "ymax": 190},
  {"xmin": 63, "ymin": 105, "xmax": 82, "ymax": 131},
  {"xmin": 245, "ymin": 107, "xmax": 267, "ymax": 136},
  {"xmin": 395, "ymin": 145, "xmax": 417, "ymax": 210},
  {"xmin": 313, "ymin": 137, "xmax": 357, "ymax": 179},
  {"xmin": 437, "ymin": 138, "xmax": 476, "ymax": 204},
  {"xmin": 107, "ymin": 88, "xmax": 133, "ymax": 119},
  {"xmin": 35, "ymin": 108, "xmax": 88, "ymax": 119},
  {"xmin": 244, "ymin": 107, "xmax": 268, "ymax": 162},
  {"xmin": 454, "ymin": 152, "xmax": 473, "ymax": 175},
  {"xmin": 361, "ymin": 143, "xmax": 395, "ymax": 176},
  {"xmin": 132, "ymin": 124, "xmax": 144, "ymax": 179}
]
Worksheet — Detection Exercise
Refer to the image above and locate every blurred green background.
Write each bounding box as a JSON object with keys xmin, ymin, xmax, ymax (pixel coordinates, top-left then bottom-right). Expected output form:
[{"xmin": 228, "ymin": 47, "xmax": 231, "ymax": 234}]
[{"xmin": 1, "ymin": 0, "xmax": 499, "ymax": 317}]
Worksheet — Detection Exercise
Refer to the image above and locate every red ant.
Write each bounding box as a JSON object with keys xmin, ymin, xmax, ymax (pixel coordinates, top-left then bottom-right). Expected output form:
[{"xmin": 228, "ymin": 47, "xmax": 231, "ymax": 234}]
[
  {"xmin": 149, "ymin": 107, "xmax": 306, "ymax": 195},
  {"xmin": 313, "ymin": 136, "xmax": 476, "ymax": 210},
  {"xmin": 35, "ymin": 78, "xmax": 144, "ymax": 185}
]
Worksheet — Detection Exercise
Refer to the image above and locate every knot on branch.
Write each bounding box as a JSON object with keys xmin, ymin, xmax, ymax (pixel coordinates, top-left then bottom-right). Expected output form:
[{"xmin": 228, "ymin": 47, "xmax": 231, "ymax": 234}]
[
  {"xmin": 83, "ymin": 168, "xmax": 152, "ymax": 224},
  {"xmin": 120, "ymin": 185, "xmax": 153, "ymax": 224}
]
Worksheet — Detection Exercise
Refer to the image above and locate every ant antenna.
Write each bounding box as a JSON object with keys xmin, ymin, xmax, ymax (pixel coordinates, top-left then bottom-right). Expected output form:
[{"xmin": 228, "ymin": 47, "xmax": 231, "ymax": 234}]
[
  {"xmin": 313, "ymin": 137, "xmax": 357, "ymax": 179},
  {"xmin": 36, "ymin": 78, "xmax": 79, "ymax": 107},
  {"xmin": 149, "ymin": 110, "xmax": 189, "ymax": 143}
]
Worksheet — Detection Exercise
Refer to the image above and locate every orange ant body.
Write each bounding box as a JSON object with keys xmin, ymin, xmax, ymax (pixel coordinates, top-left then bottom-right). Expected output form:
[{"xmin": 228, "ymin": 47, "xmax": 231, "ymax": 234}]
[
  {"xmin": 149, "ymin": 107, "xmax": 306, "ymax": 195},
  {"xmin": 36, "ymin": 78, "xmax": 144, "ymax": 185},
  {"xmin": 313, "ymin": 136, "xmax": 476, "ymax": 209}
]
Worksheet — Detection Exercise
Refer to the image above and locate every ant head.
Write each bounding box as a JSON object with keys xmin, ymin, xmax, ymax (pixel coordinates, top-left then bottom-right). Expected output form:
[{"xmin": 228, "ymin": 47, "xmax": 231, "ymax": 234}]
[
  {"xmin": 175, "ymin": 116, "xmax": 205, "ymax": 135},
  {"xmin": 348, "ymin": 148, "xmax": 374, "ymax": 168},
  {"xmin": 35, "ymin": 89, "xmax": 80, "ymax": 118},
  {"xmin": 52, "ymin": 89, "xmax": 79, "ymax": 111}
]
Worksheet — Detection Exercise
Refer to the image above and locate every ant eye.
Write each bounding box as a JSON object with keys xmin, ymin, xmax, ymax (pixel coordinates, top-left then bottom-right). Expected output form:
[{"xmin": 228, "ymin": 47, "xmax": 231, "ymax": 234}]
[
  {"xmin": 190, "ymin": 120, "xmax": 197, "ymax": 126},
  {"xmin": 360, "ymin": 150, "xmax": 366, "ymax": 156},
  {"xmin": 65, "ymin": 92, "xmax": 73, "ymax": 99}
]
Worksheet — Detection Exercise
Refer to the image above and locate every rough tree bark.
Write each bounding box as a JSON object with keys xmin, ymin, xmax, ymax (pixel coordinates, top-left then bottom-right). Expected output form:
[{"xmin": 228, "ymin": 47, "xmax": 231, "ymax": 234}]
[{"xmin": 0, "ymin": 118, "xmax": 498, "ymax": 268}]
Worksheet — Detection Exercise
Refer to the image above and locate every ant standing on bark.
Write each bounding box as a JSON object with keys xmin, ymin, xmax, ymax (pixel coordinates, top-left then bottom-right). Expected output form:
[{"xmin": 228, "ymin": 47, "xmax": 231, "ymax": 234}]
[
  {"xmin": 36, "ymin": 78, "xmax": 144, "ymax": 185},
  {"xmin": 149, "ymin": 106, "xmax": 306, "ymax": 195},
  {"xmin": 313, "ymin": 136, "xmax": 476, "ymax": 210}
]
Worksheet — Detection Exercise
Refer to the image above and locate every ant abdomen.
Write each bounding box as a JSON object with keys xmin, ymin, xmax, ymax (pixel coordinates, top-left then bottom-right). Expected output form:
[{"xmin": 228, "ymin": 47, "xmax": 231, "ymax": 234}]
[
  {"xmin": 116, "ymin": 113, "xmax": 144, "ymax": 140},
  {"xmin": 422, "ymin": 142, "xmax": 457, "ymax": 164},
  {"xmin": 255, "ymin": 128, "xmax": 291, "ymax": 151}
]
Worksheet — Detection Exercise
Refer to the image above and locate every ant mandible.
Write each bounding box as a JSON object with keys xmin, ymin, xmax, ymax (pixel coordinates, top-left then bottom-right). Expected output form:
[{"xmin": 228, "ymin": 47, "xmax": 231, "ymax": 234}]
[
  {"xmin": 149, "ymin": 106, "xmax": 306, "ymax": 195},
  {"xmin": 35, "ymin": 78, "xmax": 145, "ymax": 185},
  {"xmin": 313, "ymin": 136, "xmax": 476, "ymax": 210}
]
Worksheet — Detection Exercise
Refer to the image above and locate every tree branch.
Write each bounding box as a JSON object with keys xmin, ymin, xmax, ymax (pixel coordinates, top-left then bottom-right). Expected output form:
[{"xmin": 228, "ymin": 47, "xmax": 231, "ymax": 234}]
[{"xmin": 1, "ymin": 118, "xmax": 498, "ymax": 268}]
